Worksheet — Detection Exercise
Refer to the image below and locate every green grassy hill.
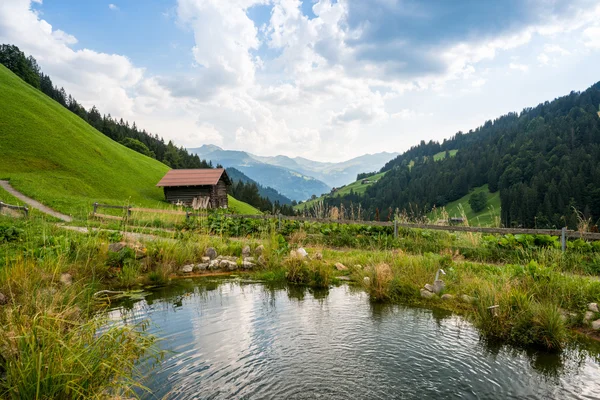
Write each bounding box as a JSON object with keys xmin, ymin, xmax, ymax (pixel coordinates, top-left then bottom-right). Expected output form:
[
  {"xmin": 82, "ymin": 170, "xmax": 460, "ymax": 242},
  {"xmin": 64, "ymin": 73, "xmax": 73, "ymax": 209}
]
[
  {"xmin": 429, "ymin": 184, "xmax": 500, "ymax": 226},
  {"xmin": 295, "ymin": 171, "xmax": 386, "ymax": 211},
  {"xmin": 0, "ymin": 65, "xmax": 259, "ymax": 218}
]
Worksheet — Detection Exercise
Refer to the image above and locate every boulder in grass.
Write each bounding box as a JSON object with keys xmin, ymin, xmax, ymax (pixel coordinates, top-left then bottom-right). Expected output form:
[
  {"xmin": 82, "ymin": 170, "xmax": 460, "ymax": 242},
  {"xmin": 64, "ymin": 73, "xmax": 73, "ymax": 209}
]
[
  {"xmin": 334, "ymin": 262, "xmax": 348, "ymax": 271},
  {"xmin": 255, "ymin": 245, "xmax": 265, "ymax": 256},
  {"xmin": 420, "ymin": 289, "xmax": 436, "ymax": 299},
  {"xmin": 584, "ymin": 311, "xmax": 595, "ymax": 323},
  {"xmin": 195, "ymin": 263, "xmax": 209, "ymax": 272},
  {"xmin": 60, "ymin": 273, "xmax": 73, "ymax": 286},
  {"xmin": 441, "ymin": 294, "xmax": 454, "ymax": 301},
  {"xmin": 205, "ymin": 247, "xmax": 218, "ymax": 260},
  {"xmin": 588, "ymin": 303, "xmax": 599, "ymax": 313},
  {"xmin": 242, "ymin": 261, "xmax": 255, "ymax": 269},
  {"xmin": 423, "ymin": 283, "xmax": 434, "ymax": 293},
  {"xmin": 296, "ymin": 248, "xmax": 308, "ymax": 258},
  {"xmin": 592, "ymin": 319, "xmax": 600, "ymax": 331},
  {"xmin": 108, "ymin": 242, "xmax": 127, "ymax": 253},
  {"xmin": 242, "ymin": 246, "xmax": 251, "ymax": 258},
  {"xmin": 209, "ymin": 259, "xmax": 220, "ymax": 270}
]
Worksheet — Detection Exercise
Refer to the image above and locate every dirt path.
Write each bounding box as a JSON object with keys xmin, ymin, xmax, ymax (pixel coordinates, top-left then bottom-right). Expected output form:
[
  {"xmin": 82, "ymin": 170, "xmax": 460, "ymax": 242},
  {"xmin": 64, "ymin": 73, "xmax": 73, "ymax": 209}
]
[{"xmin": 0, "ymin": 180, "xmax": 73, "ymax": 222}]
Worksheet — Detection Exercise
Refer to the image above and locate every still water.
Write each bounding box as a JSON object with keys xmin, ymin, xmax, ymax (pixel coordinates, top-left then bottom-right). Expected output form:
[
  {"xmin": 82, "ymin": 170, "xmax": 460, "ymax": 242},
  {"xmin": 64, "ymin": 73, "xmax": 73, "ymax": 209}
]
[{"xmin": 108, "ymin": 278, "xmax": 600, "ymax": 399}]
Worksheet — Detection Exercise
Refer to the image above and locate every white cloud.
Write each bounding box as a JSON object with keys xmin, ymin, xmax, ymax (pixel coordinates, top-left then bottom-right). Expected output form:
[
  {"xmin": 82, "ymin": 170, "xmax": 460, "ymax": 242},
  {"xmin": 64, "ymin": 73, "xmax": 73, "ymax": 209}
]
[
  {"xmin": 537, "ymin": 53, "xmax": 550, "ymax": 65},
  {"xmin": 509, "ymin": 62, "xmax": 529, "ymax": 72},
  {"xmin": 583, "ymin": 26, "xmax": 600, "ymax": 48},
  {"xmin": 108, "ymin": 3, "xmax": 119, "ymax": 11}
]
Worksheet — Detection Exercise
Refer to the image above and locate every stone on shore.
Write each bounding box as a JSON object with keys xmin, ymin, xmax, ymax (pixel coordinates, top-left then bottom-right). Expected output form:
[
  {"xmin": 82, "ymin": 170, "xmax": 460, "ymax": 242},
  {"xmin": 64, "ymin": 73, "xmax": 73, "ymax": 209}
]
[
  {"xmin": 460, "ymin": 294, "xmax": 475, "ymax": 304},
  {"xmin": 180, "ymin": 264, "xmax": 194, "ymax": 273},
  {"xmin": 423, "ymin": 283, "xmax": 434, "ymax": 292},
  {"xmin": 420, "ymin": 289, "xmax": 436, "ymax": 299},
  {"xmin": 205, "ymin": 247, "xmax": 218, "ymax": 260},
  {"xmin": 441, "ymin": 294, "xmax": 454, "ymax": 301},
  {"xmin": 195, "ymin": 263, "xmax": 209, "ymax": 272},
  {"xmin": 242, "ymin": 245, "xmax": 251, "ymax": 258},
  {"xmin": 588, "ymin": 303, "xmax": 599, "ymax": 313},
  {"xmin": 592, "ymin": 319, "xmax": 600, "ymax": 330},
  {"xmin": 433, "ymin": 280, "xmax": 445, "ymax": 294},
  {"xmin": 584, "ymin": 311, "xmax": 595, "ymax": 323}
]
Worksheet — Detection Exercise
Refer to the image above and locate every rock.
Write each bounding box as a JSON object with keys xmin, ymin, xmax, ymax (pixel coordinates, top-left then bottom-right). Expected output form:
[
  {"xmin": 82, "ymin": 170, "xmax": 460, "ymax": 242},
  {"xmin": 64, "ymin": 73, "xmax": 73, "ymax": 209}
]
[
  {"xmin": 433, "ymin": 280, "xmax": 445, "ymax": 294},
  {"xmin": 592, "ymin": 319, "xmax": 600, "ymax": 330},
  {"xmin": 60, "ymin": 273, "xmax": 73, "ymax": 286},
  {"xmin": 242, "ymin": 261, "xmax": 255, "ymax": 269},
  {"xmin": 255, "ymin": 245, "xmax": 265, "ymax": 256},
  {"xmin": 195, "ymin": 263, "xmax": 209, "ymax": 272},
  {"xmin": 461, "ymin": 294, "xmax": 475, "ymax": 304},
  {"xmin": 201, "ymin": 257, "xmax": 210, "ymax": 263},
  {"xmin": 0, "ymin": 292, "xmax": 7, "ymax": 305},
  {"xmin": 334, "ymin": 262, "xmax": 348, "ymax": 271},
  {"xmin": 296, "ymin": 248, "xmax": 308, "ymax": 258},
  {"xmin": 209, "ymin": 259, "xmax": 220, "ymax": 270},
  {"xmin": 220, "ymin": 260, "xmax": 238, "ymax": 271},
  {"xmin": 180, "ymin": 264, "xmax": 194, "ymax": 273},
  {"xmin": 257, "ymin": 255, "xmax": 266, "ymax": 266},
  {"xmin": 244, "ymin": 257, "xmax": 255, "ymax": 263},
  {"xmin": 242, "ymin": 245, "xmax": 251, "ymax": 257},
  {"xmin": 108, "ymin": 242, "xmax": 127, "ymax": 252},
  {"xmin": 441, "ymin": 294, "xmax": 454, "ymax": 301},
  {"xmin": 588, "ymin": 303, "xmax": 599, "ymax": 313},
  {"xmin": 314, "ymin": 252, "xmax": 323, "ymax": 260},
  {"xmin": 423, "ymin": 283, "xmax": 434, "ymax": 292},
  {"xmin": 584, "ymin": 311, "xmax": 595, "ymax": 323},
  {"xmin": 363, "ymin": 277, "xmax": 371, "ymax": 285},
  {"xmin": 205, "ymin": 247, "xmax": 218, "ymax": 260},
  {"xmin": 559, "ymin": 308, "xmax": 577, "ymax": 323},
  {"xmin": 420, "ymin": 288, "xmax": 436, "ymax": 299}
]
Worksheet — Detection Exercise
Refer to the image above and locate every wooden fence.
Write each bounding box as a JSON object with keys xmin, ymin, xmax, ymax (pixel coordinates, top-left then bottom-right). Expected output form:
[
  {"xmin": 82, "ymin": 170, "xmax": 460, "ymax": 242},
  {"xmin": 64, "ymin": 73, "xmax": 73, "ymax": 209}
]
[
  {"xmin": 0, "ymin": 201, "xmax": 28, "ymax": 217},
  {"xmin": 91, "ymin": 203, "xmax": 600, "ymax": 250}
]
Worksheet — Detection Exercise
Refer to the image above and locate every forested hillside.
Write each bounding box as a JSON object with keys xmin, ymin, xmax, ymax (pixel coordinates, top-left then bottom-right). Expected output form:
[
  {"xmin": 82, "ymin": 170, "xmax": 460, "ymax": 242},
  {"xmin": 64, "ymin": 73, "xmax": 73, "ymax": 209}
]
[
  {"xmin": 226, "ymin": 167, "xmax": 295, "ymax": 215},
  {"xmin": 330, "ymin": 84, "xmax": 600, "ymax": 229}
]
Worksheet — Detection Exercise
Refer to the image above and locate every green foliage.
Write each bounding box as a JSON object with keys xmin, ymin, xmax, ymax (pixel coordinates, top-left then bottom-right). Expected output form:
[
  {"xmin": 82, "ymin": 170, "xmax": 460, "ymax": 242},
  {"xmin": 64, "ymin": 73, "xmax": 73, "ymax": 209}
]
[
  {"xmin": 121, "ymin": 137, "xmax": 155, "ymax": 158},
  {"xmin": 0, "ymin": 224, "xmax": 23, "ymax": 243},
  {"xmin": 468, "ymin": 191, "xmax": 487, "ymax": 212}
]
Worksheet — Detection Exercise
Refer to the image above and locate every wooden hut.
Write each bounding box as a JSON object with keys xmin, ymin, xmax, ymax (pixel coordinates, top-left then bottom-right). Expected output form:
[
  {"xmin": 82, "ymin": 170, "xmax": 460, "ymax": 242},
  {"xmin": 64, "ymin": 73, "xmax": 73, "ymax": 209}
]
[{"xmin": 156, "ymin": 168, "xmax": 231, "ymax": 209}]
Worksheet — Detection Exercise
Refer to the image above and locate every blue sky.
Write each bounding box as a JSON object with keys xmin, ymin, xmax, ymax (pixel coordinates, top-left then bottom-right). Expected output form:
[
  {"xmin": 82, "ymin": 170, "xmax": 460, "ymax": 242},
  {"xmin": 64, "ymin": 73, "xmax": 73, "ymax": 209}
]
[{"xmin": 1, "ymin": 0, "xmax": 600, "ymax": 161}]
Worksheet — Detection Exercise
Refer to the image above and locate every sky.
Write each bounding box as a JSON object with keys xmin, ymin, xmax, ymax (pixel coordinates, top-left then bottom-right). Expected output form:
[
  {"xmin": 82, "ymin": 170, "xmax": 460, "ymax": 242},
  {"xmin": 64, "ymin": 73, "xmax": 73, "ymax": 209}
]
[{"xmin": 1, "ymin": 0, "xmax": 600, "ymax": 162}]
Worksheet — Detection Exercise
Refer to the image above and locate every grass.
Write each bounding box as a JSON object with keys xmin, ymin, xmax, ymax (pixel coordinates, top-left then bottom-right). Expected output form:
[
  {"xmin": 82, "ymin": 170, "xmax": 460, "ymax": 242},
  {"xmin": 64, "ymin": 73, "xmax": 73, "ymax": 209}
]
[
  {"xmin": 0, "ymin": 65, "xmax": 259, "ymax": 218},
  {"xmin": 432, "ymin": 149, "xmax": 458, "ymax": 161},
  {"xmin": 430, "ymin": 184, "xmax": 501, "ymax": 226},
  {"xmin": 295, "ymin": 171, "xmax": 387, "ymax": 211}
]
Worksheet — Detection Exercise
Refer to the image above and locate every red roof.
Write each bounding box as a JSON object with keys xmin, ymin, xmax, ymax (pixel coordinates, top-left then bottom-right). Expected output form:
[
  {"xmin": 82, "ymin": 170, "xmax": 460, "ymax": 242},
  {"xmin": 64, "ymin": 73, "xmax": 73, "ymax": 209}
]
[{"xmin": 156, "ymin": 168, "xmax": 230, "ymax": 187}]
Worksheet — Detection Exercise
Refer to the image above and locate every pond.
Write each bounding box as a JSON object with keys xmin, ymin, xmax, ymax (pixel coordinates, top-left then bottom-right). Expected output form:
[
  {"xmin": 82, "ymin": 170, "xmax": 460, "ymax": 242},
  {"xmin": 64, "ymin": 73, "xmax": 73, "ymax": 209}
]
[{"xmin": 108, "ymin": 278, "xmax": 600, "ymax": 399}]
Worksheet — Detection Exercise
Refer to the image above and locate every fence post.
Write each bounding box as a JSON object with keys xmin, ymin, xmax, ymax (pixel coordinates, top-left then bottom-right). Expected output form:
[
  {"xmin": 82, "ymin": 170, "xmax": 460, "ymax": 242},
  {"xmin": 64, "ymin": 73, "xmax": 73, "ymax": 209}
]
[
  {"xmin": 394, "ymin": 219, "xmax": 398, "ymax": 238},
  {"xmin": 561, "ymin": 227, "xmax": 567, "ymax": 252},
  {"xmin": 93, "ymin": 202, "xmax": 98, "ymax": 215}
]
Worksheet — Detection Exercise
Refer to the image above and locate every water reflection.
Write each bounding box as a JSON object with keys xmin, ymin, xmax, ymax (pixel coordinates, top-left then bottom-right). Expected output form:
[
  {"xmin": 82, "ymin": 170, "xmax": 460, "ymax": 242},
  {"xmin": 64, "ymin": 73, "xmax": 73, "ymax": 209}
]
[{"xmin": 105, "ymin": 277, "xmax": 600, "ymax": 400}]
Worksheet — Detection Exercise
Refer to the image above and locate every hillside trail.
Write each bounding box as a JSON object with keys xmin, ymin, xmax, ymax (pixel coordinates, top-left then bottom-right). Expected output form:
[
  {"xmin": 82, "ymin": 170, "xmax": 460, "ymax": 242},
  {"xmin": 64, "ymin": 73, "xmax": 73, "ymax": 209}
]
[{"xmin": 0, "ymin": 180, "xmax": 73, "ymax": 222}]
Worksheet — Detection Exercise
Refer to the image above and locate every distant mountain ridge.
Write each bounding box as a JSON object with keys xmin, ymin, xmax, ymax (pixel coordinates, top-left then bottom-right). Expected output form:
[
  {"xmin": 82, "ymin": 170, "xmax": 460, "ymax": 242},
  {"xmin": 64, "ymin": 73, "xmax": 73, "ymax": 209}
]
[{"xmin": 188, "ymin": 145, "xmax": 397, "ymax": 201}]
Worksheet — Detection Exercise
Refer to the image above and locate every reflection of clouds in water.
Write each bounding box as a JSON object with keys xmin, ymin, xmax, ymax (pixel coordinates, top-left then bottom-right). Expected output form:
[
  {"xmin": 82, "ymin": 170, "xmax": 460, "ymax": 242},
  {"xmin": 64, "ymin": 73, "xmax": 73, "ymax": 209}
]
[{"xmin": 102, "ymin": 279, "xmax": 600, "ymax": 400}]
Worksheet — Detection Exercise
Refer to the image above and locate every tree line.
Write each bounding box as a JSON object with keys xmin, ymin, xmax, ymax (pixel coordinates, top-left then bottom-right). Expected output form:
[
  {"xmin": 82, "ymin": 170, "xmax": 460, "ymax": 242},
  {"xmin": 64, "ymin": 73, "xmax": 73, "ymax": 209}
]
[{"xmin": 327, "ymin": 84, "xmax": 600, "ymax": 229}]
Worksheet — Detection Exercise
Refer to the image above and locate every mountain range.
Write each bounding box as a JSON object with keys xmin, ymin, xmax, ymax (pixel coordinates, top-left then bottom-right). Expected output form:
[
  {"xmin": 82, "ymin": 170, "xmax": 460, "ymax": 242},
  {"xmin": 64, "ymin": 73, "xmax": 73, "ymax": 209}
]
[{"xmin": 188, "ymin": 145, "xmax": 398, "ymax": 202}]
